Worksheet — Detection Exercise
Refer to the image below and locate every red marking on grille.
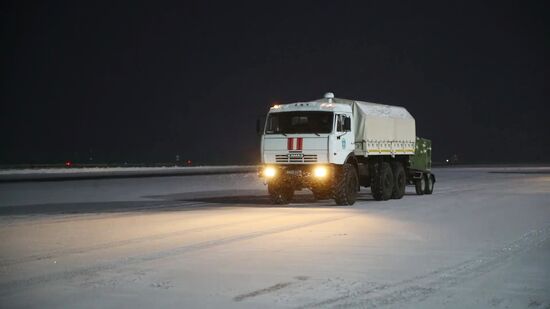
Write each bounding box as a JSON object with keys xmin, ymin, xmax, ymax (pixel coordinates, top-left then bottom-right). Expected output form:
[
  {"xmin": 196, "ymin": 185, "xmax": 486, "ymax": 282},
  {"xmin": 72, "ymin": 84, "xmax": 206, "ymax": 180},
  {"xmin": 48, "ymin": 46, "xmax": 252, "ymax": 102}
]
[
  {"xmin": 287, "ymin": 138, "xmax": 294, "ymax": 150},
  {"xmin": 297, "ymin": 138, "xmax": 303, "ymax": 150}
]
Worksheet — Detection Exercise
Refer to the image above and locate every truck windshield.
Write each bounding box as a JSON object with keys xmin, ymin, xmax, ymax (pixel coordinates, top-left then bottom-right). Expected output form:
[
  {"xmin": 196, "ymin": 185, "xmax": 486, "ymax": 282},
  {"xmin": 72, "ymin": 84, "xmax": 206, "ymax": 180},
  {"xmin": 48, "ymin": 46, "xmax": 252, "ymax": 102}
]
[{"xmin": 265, "ymin": 111, "xmax": 333, "ymax": 134}]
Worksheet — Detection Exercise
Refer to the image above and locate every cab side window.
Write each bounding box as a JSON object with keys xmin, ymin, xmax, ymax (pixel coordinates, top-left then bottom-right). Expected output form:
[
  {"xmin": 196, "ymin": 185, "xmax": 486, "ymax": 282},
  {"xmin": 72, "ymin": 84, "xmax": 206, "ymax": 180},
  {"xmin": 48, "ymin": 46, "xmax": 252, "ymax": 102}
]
[
  {"xmin": 336, "ymin": 114, "xmax": 350, "ymax": 132},
  {"xmin": 336, "ymin": 114, "xmax": 343, "ymax": 132}
]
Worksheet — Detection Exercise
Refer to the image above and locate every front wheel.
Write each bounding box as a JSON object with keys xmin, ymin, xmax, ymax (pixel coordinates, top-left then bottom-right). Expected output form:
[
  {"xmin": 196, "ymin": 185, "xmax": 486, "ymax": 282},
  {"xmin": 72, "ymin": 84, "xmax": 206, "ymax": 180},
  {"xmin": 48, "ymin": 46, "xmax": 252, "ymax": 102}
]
[
  {"xmin": 424, "ymin": 173, "xmax": 435, "ymax": 194},
  {"xmin": 333, "ymin": 163, "xmax": 359, "ymax": 205},
  {"xmin": 268, "ymin": 182, "xmax": 294, "ymax": 204}
]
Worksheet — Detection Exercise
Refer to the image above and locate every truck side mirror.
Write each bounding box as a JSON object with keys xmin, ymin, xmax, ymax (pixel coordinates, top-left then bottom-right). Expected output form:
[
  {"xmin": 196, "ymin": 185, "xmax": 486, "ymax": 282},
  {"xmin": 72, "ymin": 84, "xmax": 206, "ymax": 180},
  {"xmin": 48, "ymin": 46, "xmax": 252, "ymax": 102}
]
[{"xmin": 344, "ymin": 117, "xmax": 351, "ymax": 131}]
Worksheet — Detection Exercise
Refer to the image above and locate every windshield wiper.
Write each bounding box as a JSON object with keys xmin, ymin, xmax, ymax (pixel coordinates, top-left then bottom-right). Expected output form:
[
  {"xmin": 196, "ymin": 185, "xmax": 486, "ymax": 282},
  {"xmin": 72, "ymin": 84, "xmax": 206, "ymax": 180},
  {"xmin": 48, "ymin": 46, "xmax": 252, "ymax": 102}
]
[{"xmin": 314, "ymin": 132, "xmax": 320, "ymax": 136}]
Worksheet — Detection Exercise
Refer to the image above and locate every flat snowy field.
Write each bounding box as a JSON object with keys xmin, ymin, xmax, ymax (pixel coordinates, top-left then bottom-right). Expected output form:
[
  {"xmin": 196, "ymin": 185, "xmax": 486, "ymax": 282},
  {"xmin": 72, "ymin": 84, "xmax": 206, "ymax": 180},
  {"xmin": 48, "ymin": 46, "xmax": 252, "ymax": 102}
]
[{"xmin": 0, "ymin": 167, "xmax": 549, "ymax": 308}]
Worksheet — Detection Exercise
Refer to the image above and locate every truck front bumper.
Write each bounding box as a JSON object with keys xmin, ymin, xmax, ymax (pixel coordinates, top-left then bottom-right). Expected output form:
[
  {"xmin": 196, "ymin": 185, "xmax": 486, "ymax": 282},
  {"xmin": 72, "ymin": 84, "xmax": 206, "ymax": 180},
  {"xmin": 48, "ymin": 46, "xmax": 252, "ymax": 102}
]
[{"xmin": 258, "ymin": 164, "xmax": 333, "ymax": 189}]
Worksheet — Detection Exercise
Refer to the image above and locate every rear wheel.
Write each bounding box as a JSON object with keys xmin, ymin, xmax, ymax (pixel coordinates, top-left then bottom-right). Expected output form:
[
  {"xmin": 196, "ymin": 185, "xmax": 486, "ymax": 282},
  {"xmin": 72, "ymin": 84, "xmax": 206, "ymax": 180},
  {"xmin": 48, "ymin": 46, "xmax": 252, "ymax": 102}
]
[
  {"xmin": 390, "ymin": 161, "xmax": 406, "ymax": 199},
  {"xmin": 415, "ymin": 175, "xmax": 425, "ymax": 195},
  {"xmin": 371, "ymin": 162, "xmax": 394, "ymax": 201},
  {"xmin": 333, "ymin": 163, "xmax": 359, "ymax": 205},
  {"xmin": 424, "ymin": 173, "xmax": 435, "ymax": 194},
  {"xmin": 268, "ymin": 182, "xmax": 294, "ymax": 204}
]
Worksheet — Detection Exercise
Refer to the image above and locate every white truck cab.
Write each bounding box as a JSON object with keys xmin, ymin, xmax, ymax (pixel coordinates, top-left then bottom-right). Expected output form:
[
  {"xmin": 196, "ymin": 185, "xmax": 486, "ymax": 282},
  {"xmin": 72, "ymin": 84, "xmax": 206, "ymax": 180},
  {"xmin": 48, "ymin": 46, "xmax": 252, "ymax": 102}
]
[{"xmin": 261, "ymin": 94, "xmax": 354, "ymax": 166}]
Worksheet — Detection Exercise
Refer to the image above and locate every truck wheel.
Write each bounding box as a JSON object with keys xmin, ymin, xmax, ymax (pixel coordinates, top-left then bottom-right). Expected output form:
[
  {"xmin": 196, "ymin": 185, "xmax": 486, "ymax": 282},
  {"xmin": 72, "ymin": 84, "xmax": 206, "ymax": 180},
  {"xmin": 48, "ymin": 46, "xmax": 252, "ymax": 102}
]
[
  {"xmin": 268, "ymin": 182, "xmax": 294, "ymax": 204},
  {"xmin": 390, "ymin": 161, "xmax": 406, "ymax": 199},
  {"xmin": 415, "ymin": 175, "xmax": 425, "ymax": 195},
  {"xmin": 371, "ymin": 162, "xmax": 394, "ymax": 201},
  {"xmin": 424, "ymin": 174, "xmax": 435, "ymax": 194},
  {"xmin": 333, "ymin": 163, "xmax": 359, "ymax": 205}
]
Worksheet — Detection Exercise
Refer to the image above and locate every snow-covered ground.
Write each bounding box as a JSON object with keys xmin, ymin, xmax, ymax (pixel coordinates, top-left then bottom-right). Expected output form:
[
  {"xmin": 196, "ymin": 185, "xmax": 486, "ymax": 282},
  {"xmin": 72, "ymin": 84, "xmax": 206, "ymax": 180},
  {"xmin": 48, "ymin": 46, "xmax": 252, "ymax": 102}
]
[{"xmin": 0, "ymin": 167, "xmax": 549, "ymax": 308}]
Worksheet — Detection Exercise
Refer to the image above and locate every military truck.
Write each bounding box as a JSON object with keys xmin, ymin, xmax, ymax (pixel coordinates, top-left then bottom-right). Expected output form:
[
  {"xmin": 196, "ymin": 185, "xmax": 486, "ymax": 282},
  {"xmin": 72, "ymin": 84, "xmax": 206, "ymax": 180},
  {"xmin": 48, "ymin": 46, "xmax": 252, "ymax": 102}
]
[{"xmin": 258, "ymin": 93, "xmax": 435, "ymax": 205}]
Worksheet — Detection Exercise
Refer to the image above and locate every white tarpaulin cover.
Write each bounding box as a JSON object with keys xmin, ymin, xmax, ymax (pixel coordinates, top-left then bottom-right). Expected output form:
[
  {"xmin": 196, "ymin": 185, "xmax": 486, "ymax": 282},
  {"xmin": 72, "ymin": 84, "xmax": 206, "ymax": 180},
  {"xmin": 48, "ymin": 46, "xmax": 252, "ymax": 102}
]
[{"xmin": 316, "ymin": 97, "xmax": 416, "ymax": 155}]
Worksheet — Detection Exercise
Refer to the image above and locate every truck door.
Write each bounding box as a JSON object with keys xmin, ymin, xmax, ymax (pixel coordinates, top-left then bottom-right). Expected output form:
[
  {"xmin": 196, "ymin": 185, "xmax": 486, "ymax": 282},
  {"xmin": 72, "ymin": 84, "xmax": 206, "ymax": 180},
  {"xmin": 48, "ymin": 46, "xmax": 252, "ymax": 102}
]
[{"xmin": 330, "ymin": 113, "xmax": 354, "ymax": 164}]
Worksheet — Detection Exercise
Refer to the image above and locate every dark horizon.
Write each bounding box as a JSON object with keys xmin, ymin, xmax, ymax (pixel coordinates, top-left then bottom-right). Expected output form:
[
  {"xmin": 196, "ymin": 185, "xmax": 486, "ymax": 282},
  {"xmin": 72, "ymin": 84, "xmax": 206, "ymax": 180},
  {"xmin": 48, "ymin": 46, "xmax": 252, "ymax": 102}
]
[{"xmin": 1, "ymin": 1, "xmax": 549, "ymax": 165}]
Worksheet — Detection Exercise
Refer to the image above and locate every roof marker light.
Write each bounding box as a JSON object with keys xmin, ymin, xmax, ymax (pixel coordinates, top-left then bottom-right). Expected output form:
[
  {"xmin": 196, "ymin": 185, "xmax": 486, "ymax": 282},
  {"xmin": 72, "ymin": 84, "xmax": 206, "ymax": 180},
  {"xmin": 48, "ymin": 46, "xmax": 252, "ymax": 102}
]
[{"xmin": 324, "ymin": 92, "xmax": 334, "ymax": 103}]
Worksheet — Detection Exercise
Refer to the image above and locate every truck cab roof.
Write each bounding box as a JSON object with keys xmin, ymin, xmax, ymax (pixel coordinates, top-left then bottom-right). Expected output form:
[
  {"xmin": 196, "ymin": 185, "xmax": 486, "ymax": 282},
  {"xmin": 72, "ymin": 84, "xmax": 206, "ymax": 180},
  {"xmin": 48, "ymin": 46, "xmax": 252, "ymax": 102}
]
[{"xmin": 269, "ymin": 99, "xmax": 352, "ymax": 113}]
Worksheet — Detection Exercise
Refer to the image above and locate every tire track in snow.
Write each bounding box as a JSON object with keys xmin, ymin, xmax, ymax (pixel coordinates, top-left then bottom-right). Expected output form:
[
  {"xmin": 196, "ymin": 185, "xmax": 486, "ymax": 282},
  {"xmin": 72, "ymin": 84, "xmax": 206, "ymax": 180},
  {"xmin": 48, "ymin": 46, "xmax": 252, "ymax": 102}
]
[
  {"xmin": 234, "ymin": 282, "xmax": 294, "ymax": 302},
  {"xmin": 233, "ymin": 276, "xmax": 311, "ymax": 302},
  {"xmin": 299, "ymin": 224, "xmax": 550, "ymax": 308},
  {"xmin": 0, "ymin": 214, "xmax": 352, "ymax": 296}
]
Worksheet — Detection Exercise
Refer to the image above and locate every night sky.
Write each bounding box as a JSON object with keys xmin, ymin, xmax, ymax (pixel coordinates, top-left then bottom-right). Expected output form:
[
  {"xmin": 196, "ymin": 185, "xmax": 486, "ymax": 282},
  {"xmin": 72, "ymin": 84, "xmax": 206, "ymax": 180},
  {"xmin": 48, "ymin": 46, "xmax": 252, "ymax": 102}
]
[{"xmin": 1, "ymin": 1, "xmax": 549, "ymax": 165}]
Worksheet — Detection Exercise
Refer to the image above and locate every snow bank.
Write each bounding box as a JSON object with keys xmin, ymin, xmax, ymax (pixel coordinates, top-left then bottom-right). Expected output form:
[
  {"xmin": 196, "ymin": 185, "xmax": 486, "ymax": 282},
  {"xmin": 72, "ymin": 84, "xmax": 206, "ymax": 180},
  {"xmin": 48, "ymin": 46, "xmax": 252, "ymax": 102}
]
[{"xmin": 0, "ymin": 165, "xmax": 257, "ymax": 182}]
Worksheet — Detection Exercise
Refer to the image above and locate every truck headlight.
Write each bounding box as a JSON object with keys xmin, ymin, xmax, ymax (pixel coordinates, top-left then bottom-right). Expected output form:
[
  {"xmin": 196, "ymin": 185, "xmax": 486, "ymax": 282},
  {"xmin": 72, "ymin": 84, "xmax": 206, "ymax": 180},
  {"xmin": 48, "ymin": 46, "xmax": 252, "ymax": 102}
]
[
  {"xmin": 313, "ymin": 166, "xmax": 328, "ymax": 178},
  {"xmin": 263, "ymin": 166, "xmax": 277, "ymax": 178}
]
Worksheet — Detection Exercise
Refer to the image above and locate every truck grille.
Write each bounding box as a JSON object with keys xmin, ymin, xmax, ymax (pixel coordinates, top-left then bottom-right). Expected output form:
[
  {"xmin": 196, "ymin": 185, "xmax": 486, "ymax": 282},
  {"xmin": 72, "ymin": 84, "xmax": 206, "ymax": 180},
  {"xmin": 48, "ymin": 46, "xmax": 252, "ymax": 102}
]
[{"xmin": 275, "ymin": 154, "xmax": 318, "ymax": 163}]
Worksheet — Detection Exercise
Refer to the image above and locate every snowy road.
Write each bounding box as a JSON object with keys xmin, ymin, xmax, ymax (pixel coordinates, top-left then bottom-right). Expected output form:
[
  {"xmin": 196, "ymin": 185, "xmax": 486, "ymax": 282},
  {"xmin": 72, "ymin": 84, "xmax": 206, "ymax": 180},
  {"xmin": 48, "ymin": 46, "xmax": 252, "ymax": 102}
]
[{"xmin": 0, "ymin": 167, "xmax": 549, "ymax": 308}]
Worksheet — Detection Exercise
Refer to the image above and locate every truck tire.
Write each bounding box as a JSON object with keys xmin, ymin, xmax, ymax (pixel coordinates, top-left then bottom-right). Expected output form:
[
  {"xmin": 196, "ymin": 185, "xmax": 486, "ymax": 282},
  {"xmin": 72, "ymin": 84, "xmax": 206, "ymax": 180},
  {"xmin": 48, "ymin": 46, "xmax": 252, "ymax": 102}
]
[
  {"xmin": 415, "ymin": 175, "xmax": 425, "ymax": 195},
  {"xmin": 390, "ymin": 161, "xmax": 406, "ymax": 199},
  {"xmin": 333, "ymin": 163, "xmax": 359, "ymax": 205},
  {"xmin": 371, "ymin": 162, "xmax": 394, "ymax": 201},
  {"xmin": 268, "ymin": 182, "xmax": 294, "ymax": 204},
  {"xmin": 424, "ymin": 173, "xmax": 435, "ymax": 194}
]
